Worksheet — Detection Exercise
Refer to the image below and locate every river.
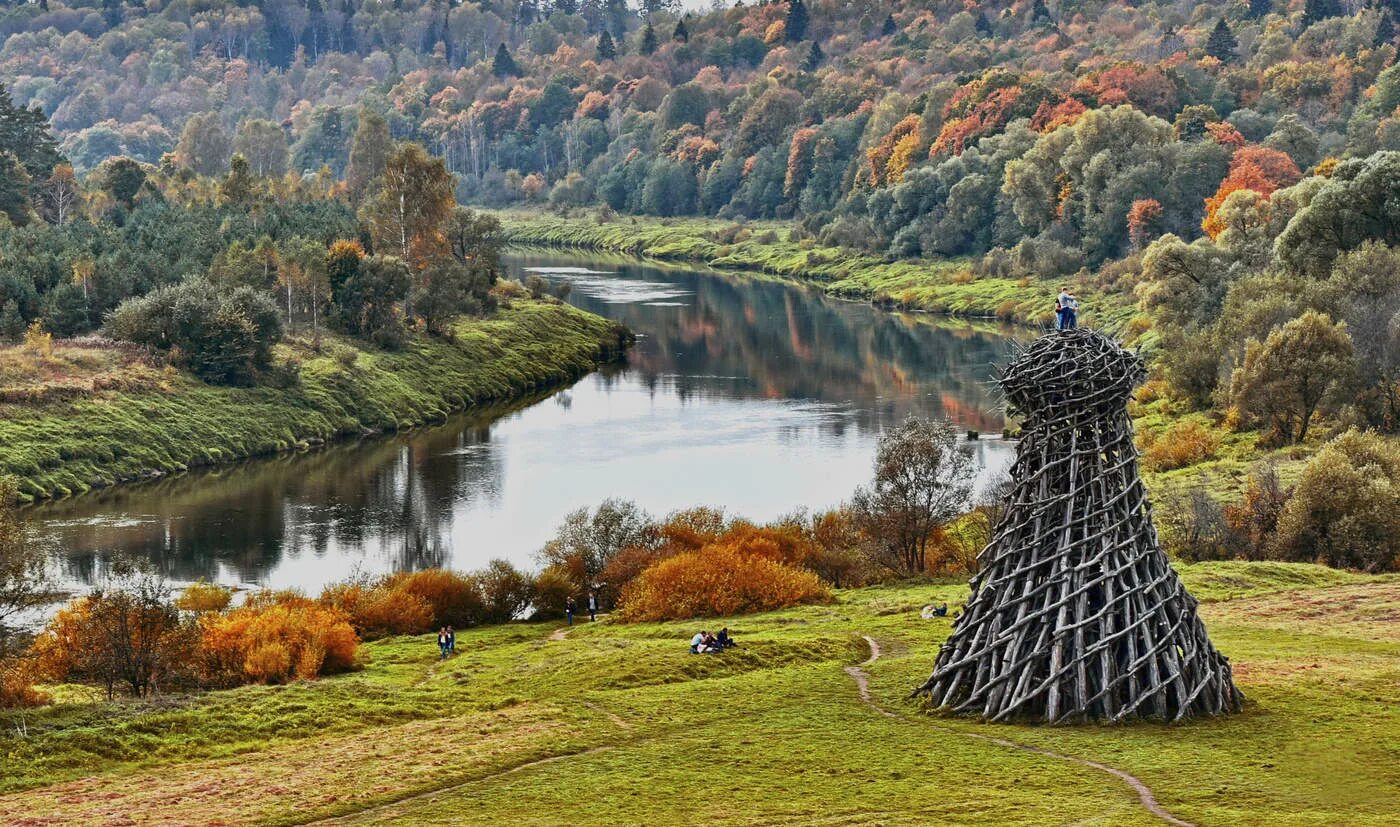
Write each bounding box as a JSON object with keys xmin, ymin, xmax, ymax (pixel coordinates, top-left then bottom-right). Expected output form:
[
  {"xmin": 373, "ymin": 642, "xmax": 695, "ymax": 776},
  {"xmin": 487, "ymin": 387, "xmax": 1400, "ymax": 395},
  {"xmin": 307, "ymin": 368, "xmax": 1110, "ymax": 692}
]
[{"xmin": 28, "ymin": 251, "xmax": 1021, "ymax": 593}]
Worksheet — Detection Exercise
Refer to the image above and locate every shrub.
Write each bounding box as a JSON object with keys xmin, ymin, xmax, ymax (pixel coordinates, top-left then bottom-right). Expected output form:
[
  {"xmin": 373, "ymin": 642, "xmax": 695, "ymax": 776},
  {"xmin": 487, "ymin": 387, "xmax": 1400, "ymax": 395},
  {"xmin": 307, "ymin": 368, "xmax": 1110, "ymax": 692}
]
[
  {"xmin": 32, "ymin": 577, "xmax": 199, "ymax": 698},
  {"xmin": 199, "ymin": 595, "xmax": 358, "ymax": 685},
  {"xmin": 718, "ymin": 521, "xmax": 815, "ymax": 567},
  {"xmin": 176, "ymin": 580, "xmax": 233, "ymax": 614},
  {"xmin": 1223, "ymin": 464, "xmax": 1291, "ymax": 560},
  {"xmin": 21, "ymin": 320, "xmax": 52, "ymax": 358},
  {"xmin": 320, "ymin": 578, "xmax": 433, "ymax": 640},
  {"xmin": 381, "ymin": 569, "xmax": 485, "ymax": 629},
  {"xmin": 805, "ymin": 508, "xmax": 868, "ymax": 588},
  {"xmin": 656, "ymin": 505, "xmax": 726, "ymax": 550},
  {"xmin": 1139, "ymin": 419, "xmax": 1221, "ymax": 471},
  {"xmin": 0, "ymin": 658, "xmax": 46, "ymax": 709},
  {"xmin": 105, "ymin": 280, "xmax": 282, "ymax": 385},
  {"xmin": 478, "ymin": 560, "xmax": 535, "ymax": 623},
  {"xmin": 1157, "ymin": 488, "xmax": 1235, "ymax": 562},
  {"xmin": 617, "ymin": 544, "xmax": 831, "ymax": 622},
  {"xmin": 524, "ymin": 274, "xmax": 550, "ymax": 299},
  {"xmin": 1272, "ymin": 430, "xmax": 1400, "ymax": 571},
  {"xmin": 531, "ymin": 566, "xmax": 576, "ymax": 619},
  {"xmin": 597, "ymin": 546, "xmax": 672, "ymax": 598}
]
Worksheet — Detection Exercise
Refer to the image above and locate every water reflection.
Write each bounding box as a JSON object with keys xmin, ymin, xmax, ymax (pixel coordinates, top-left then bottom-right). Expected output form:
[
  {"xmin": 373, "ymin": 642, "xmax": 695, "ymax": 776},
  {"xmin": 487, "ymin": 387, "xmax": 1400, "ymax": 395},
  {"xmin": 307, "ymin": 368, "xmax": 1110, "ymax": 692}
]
[{"xmin": 29, "ymin": 252, "xmax": 1021, "ymax": 592}]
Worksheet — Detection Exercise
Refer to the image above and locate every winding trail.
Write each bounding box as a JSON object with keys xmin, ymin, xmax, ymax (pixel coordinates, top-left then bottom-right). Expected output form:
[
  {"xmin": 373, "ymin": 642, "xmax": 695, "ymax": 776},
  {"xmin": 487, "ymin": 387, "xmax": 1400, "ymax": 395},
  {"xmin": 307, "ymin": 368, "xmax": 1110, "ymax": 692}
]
[{"xmin": 845, "ymin": 635, "xmax": 1193, "ymax": 827}]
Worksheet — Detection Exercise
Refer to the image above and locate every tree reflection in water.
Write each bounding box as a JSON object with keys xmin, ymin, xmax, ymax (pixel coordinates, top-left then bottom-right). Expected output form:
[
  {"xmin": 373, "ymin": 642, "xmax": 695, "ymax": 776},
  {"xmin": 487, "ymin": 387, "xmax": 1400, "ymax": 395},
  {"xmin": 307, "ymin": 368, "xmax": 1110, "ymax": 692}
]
[{"xmin": 29, "ymin": 253, "xmax": 1021, "ymax": 593}]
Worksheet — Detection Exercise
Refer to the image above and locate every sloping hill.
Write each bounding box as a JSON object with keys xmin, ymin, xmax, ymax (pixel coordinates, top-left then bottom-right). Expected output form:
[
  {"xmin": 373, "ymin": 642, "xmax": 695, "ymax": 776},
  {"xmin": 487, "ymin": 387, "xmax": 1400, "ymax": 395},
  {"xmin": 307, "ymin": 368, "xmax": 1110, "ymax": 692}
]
[{"xmin": 3, "ymin": 562, "xmax": 1398, "ymax": 826}]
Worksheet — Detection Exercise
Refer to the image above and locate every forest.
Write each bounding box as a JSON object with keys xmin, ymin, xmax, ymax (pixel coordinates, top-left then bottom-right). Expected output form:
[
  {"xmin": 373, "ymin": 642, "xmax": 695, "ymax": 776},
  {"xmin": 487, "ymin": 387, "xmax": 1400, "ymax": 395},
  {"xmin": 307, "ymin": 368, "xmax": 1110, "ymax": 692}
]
[
  {"xmin": 3, "ymin": 0, "xmax": 1398, "ymax": 562},
  {"xmin": 0, "ymin": 0, "xmax": 1398, "ymax": 552}
]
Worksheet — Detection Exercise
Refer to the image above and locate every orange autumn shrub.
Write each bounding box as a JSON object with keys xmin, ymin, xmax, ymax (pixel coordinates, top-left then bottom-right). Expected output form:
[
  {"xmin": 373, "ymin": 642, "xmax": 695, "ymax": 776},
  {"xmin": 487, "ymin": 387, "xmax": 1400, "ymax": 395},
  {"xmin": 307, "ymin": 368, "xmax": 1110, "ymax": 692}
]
[
  {"xmin": 379, "ymin": 569, "xmax": 484, "ymax": 629},
  {"xmin": 1139, "ymin": 419, "xmax": 1221, "ymax": 472},
  {"xmin": 617, "ymin": 545, "xmax": 831, "ymax": 622},
  {"xmin": 0, "ymin": 659, "xmax": 47, "ymax": 709},
  {"xmin": 200, "ymin": 596, "xmax": 358, "ymax": 685},
  {"xmin": 657, "ymin": 506, "xmax": 726, "ymax": 550},
  {"xmin": 320, "ymin": 579, "xmax": 433, "ymax": 640},
  {"xmin": 719, "ymin": 521, "xmax": 815, "ymax": 567}
]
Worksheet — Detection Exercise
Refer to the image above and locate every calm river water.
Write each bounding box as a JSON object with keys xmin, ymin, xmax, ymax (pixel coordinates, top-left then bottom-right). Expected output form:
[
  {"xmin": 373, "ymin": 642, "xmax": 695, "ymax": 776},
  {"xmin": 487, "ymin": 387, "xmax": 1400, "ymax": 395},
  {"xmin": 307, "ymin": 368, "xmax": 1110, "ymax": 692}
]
[{"xmin": 29, "ymin": 251, "xmax": 1020, "ymax": 592}]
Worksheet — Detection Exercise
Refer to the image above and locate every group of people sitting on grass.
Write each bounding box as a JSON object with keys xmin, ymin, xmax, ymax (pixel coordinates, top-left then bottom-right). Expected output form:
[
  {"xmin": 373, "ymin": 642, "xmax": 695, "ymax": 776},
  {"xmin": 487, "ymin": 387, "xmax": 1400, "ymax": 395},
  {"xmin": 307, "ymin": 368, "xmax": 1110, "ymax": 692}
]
[{"xmin": 689, "ymin": 628, "xmax": 736, "ymax": 654}]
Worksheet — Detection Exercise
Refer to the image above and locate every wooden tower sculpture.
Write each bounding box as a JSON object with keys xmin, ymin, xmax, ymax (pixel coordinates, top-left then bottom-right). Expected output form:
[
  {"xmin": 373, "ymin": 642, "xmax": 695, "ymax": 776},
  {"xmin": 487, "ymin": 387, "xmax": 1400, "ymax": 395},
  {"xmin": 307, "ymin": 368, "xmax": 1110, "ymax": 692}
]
[{"xmin": 915, "ymin": 328, "xmax": 1242, "ymax": 723}]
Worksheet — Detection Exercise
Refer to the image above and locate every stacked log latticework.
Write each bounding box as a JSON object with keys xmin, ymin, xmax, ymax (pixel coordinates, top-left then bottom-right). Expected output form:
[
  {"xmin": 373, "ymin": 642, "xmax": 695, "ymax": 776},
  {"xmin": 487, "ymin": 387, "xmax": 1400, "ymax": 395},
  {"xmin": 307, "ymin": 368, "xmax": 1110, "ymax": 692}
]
[{"xmin": 915, "ymin": 328, "xmax": 1242, "ymax": 723}]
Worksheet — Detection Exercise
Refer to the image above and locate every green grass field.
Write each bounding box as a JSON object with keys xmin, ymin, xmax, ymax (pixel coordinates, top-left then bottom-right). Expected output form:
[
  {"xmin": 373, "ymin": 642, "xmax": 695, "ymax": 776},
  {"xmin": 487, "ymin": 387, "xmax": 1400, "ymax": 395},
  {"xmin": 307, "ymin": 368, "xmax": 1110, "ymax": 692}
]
[
  {"xmin": 0, "ymin": 299, "xmax": 628, "ymax": 502},
  {"xmin": 3, "ymin": 561, "xmax": 1397, "ymax": 826},
  {"xmin": 499, "ymin": 211, "xmax": 1141, "ymax": 333}
]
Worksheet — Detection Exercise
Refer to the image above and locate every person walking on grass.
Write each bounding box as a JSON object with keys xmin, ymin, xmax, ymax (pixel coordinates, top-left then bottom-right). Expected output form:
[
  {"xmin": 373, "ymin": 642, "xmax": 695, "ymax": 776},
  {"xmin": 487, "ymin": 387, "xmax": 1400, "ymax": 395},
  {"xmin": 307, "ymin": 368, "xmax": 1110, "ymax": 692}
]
[
  {"xmin": 566, "ymin": 595, "xmax": 577, "ymax": 626},
  {"xmin": 447, "ymin": 625, "xmax": 456, "ymax": 655},
  {"xmin": 437, "ymin": 627, "xmax": 450, "ymax": 660},
  {"xmin": 588, "ymin": 591, "xmax": 598, "ymax": 622}
]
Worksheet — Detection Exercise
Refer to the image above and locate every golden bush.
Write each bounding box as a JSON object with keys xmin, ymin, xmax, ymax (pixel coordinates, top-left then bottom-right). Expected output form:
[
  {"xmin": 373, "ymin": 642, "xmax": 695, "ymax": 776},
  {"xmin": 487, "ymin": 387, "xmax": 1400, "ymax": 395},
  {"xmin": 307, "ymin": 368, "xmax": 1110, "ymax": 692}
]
[
  {"xmin": 617, "ymin": 544, "xmax": 831, "ymax": 622},
  {"xmin": 1139, "ymin": 419, "xmax": 1220, "ymax": 471},
  {"xmin": 199, "ymin": 596, "xmax": 358, "ymax": 685}
]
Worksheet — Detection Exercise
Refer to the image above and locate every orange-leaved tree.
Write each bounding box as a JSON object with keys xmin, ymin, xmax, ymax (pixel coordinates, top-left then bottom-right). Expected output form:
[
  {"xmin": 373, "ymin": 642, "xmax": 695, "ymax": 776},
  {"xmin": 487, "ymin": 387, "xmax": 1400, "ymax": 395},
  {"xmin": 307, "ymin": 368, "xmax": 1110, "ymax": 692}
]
[{"xmin": 1202, "ymin": 146, "xmax": 1301, "ymax": 239}]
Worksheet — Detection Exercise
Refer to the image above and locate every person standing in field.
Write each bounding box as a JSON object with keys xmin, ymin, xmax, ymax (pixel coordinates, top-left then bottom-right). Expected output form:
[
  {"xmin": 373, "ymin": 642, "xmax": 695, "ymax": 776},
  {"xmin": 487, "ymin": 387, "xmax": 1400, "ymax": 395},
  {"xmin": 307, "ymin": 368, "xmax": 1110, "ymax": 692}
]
[
  {"xmin": 437, "ymin": 627, "xmax": 450, "ymax": 660},
  {"xmin": 588, "ymin": 591, "xmax": 598, "ymax": 622},
  {"xmin": 566, "ymin": 595, "xmax": 576, "ymax": 626}
]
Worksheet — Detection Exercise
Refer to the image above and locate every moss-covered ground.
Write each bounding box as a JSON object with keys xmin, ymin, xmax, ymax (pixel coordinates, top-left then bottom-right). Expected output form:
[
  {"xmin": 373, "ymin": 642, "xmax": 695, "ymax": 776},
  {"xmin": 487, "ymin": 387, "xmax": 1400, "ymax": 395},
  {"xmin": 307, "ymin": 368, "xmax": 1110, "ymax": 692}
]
[
  {"xmin": 500, "ymin": 212, "xmax": 1140, "ymax": 332},
  {"xmin": 2, "ymin": 561, "xmax": 1397, "ymax": 825},
  {"xmin": 0, "ymin": 299, "xmax": 629, "ymax": 502}
]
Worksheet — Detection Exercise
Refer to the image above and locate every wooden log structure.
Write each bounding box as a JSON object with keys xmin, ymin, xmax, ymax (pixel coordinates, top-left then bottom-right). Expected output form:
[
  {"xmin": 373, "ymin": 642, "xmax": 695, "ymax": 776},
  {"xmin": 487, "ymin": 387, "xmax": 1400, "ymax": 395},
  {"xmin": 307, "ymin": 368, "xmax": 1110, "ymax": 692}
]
[{"xmin": 914, "ymin": 328, "xmax": 1242, "ymax": 723}]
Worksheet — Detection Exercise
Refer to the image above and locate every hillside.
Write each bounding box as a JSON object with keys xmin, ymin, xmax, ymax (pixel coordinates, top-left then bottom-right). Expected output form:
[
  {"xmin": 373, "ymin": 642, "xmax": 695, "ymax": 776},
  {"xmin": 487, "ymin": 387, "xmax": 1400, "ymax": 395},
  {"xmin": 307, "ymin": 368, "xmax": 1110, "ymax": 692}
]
[
  {"xmin": 1, "ymin": 563, "xmax": 1397, "ymax": 825},
  {"xmin": 0, "ymin": 299, "xmax": 629, "ymax": 501},
  {"xmin": 8, "ymin": 0, "xmax": 1399, "ymax": 463}
]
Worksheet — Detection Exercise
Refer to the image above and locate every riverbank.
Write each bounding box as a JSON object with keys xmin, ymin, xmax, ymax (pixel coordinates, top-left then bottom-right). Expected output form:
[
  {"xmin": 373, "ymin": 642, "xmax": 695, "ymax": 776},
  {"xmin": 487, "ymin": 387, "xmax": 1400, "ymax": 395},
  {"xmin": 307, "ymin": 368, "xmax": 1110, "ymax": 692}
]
[
  {"xmin": 499, "ymin": 211, "xmax": 1141, "ymax": 332},
  {"xmin": 0, "ymin": 299, "xmax": 630, "ymax": 502},
  {"xmin": 3, "ymin": 563, "xmax": 1397, "ymax": 824}
]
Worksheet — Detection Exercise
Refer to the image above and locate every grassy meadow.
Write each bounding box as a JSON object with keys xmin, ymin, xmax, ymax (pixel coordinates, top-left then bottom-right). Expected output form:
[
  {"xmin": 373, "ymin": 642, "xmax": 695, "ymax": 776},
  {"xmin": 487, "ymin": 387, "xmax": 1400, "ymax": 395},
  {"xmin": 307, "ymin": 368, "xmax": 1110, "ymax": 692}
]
[
  {"xmin": 499, "ymin": 211, "xmax": 1142, "ymax": 333},
  {"xmin": 2, "ymin": 562, "xmax": 1397, "ymax": 826},
  {"xmin": 0, "ymin": 299, "xmax": 628, "ymax": 502}
]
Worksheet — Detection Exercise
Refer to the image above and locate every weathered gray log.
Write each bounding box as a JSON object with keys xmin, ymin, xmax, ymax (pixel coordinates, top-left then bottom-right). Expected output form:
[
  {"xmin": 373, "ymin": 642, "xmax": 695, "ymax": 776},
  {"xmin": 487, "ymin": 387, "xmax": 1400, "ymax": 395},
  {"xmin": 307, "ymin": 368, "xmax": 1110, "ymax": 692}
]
[{"xmin": 914, "ymin": 328, "xmax": 1242, "ymax": 723}]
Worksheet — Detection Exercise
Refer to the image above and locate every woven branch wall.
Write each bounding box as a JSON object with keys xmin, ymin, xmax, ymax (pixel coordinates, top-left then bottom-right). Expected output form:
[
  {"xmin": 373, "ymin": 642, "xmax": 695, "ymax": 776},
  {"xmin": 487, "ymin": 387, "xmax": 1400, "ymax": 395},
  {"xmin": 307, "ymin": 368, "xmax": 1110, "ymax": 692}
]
[{"xmin": 915, "ymin": 328, "xmax": 1242, "ymax": 723}]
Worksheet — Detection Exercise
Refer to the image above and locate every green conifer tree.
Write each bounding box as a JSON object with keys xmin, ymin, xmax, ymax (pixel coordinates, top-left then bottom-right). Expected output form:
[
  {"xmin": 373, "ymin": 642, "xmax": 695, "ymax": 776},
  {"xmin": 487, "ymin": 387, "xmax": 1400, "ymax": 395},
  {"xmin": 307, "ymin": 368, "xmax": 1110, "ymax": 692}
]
[
  {"xmin": 491, "ymin": 43, "xmax": 521, "ymax": 77},
  {"xmin": 1206, "ymin": 18, "xmax": 1238, "ymax": 62},
  {"xmin": 786, "ymin": 0, "xmax": 809, "ymax": 42}
]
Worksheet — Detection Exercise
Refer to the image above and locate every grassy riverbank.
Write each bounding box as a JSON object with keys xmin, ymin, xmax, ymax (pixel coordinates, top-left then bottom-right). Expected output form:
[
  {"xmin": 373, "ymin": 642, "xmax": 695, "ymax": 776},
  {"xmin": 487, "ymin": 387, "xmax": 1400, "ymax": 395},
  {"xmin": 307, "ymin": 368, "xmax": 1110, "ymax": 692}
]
[
  {"xmin": 0, "ymin": 300, "xmax": 629, "ymax": 502},
  {"xmin": 2, "ymin": 562, "xmax": 1397, "ymax": 825},
  {"xmin": 500, "ymin": 212, "xmax": 1140, "ymax": 332}
]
